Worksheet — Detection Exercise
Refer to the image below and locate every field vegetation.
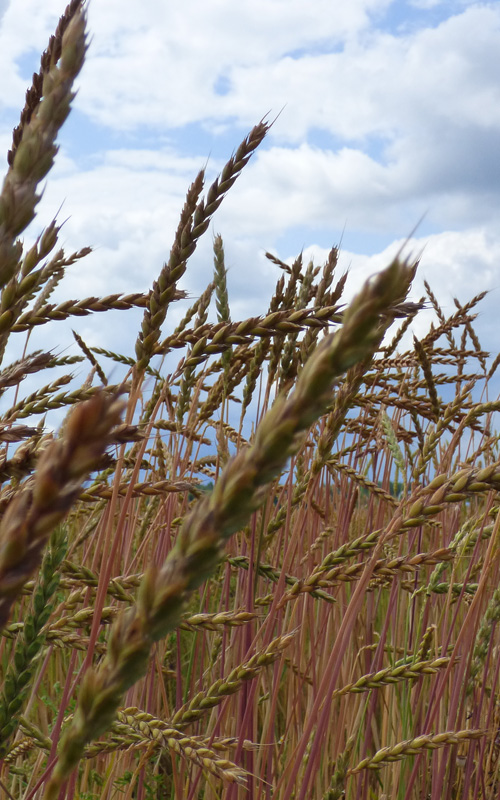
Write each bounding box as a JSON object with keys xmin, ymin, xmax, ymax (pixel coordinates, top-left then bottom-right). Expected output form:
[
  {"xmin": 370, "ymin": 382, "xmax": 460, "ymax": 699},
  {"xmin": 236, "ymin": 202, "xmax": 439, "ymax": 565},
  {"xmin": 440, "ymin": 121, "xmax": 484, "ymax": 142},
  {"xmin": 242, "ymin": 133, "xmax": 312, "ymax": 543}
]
[{"xmin": 2, "ymin": 3, "xmax": 500, "ymax": 798}]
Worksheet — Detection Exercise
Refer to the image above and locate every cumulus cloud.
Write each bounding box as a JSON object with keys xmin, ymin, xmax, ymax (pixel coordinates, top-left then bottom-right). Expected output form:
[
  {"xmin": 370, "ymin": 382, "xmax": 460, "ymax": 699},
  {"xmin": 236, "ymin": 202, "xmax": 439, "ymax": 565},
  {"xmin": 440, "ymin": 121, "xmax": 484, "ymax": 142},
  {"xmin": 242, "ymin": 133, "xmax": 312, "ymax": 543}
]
[
  {"xmin": 301, "ymin": 228, "xmax": 500, "ymax": 356},
  {"xmin": 1, "ymin": 0, "xmax": 498, "ymax": 386}
]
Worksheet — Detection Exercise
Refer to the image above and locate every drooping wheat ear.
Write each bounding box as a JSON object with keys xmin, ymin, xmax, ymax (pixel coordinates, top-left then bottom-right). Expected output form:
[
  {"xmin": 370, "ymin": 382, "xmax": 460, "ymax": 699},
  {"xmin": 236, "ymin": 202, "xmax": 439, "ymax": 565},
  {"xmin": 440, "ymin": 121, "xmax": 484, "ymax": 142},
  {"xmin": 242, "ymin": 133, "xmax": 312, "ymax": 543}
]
[
  {"xmin": 43, "ymin": 258, "xmax": 415, "ymax": 800},
  {"xmin": 348, "ymin": 729, "xmax": 485, "ymax": 774},
  {"xmin": 95, "ymin": 714, "xmax": 249, "ymax": 786},
  {"xmin": 14, "ymin": 290, "xmax": 184, "ymax": 334},
  {"xmin": 331, "ymin": 657, "xmax": 451, "ymax": 700},
  {"xmin": 156, "ymin": 305, "xmax": 343, "ymax": 371},
  {"xmin": 170, "ymin": 632, "xmax": 295, "ymax": 728},
  {"xmin": 328, "ymin": 459, "xmax": 398, "ymax": 508},
  {"xmin": 229, "ymin": 555, "xmax": 332, "ymax": 604},
  {"xmin": 3, "ymin": 374, "xmax": 72, "ymax": 420},
  {"xmin": 135, "ymin": 121, "xmax": 269, "ymax": 376},
  {"xmin": 0, "ymin": 5, "xmax": 86, "ymax": 295},
  {"xmin": 0, "ymin": 351, "xmax": 57, "ymax": 393},
  {"xmin": 4, "ymin": 382, "xmax": 126, "ymax": 423},
  {"xmin": 0, "ymin": 421, "xmax": 38, "ymax": 445},
  {"xmin": 0, "ymin": 390, "xmax": 126, "ymax": 630},
  {"xmin": 72, "ymin": 329, "xmax": 107, "ymax": 385},
  {"xmin": 281, "ymin": 551, "xmax": 452, "ymax": 604}
]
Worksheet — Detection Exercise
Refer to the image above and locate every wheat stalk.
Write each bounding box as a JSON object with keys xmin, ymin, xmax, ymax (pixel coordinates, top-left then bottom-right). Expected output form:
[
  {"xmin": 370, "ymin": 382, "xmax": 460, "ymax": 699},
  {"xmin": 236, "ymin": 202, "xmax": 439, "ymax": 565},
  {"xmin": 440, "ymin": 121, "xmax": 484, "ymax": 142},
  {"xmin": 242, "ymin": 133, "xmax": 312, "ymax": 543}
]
[{"xmin": 44, "ymin": 258, "xmax": 415, "ymax": 798}]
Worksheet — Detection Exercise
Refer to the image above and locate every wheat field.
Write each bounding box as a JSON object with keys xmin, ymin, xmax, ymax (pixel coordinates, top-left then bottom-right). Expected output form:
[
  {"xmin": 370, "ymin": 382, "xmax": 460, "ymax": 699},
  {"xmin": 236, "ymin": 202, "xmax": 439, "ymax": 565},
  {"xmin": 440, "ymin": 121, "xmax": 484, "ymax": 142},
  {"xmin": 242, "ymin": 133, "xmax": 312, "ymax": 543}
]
[{"xmin": 1, "ymin": 3, "xmax": 500, "ymax": 799}]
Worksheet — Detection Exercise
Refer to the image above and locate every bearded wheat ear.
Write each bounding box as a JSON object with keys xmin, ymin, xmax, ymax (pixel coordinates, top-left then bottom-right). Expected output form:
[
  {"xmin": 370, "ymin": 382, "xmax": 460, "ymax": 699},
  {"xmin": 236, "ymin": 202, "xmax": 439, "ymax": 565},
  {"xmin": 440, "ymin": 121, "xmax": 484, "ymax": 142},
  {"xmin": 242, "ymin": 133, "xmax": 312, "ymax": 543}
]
[
  {"xmin": 0, "ymin": 391, "xmax": 128, "ymax": 631},
  {"xmin": 0, "ymin": 2, "xmax": 87, "ymax": 366},
  {"xmin": 0, "ymin": 526, "xmax": 68, "ymax": 759},
  {"xmin": 44, "ymin": 258, "xmax": 415, "ymax": 800},
  {"xmin": 1, "ymin": 2, "xmax": 496, "ymax": 796},
  {"xmin": 134, "ymin": 121, "xmax": 270, "ymax": 378}
]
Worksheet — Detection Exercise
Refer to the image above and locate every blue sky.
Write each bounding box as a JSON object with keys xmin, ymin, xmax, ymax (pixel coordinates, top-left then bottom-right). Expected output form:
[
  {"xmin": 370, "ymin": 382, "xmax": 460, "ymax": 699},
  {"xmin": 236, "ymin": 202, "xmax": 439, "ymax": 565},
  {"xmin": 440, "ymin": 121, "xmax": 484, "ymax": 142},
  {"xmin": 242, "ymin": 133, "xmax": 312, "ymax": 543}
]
[{"xmin": 1, "ymin": 0, "xmax": 500, "ymax": 381}]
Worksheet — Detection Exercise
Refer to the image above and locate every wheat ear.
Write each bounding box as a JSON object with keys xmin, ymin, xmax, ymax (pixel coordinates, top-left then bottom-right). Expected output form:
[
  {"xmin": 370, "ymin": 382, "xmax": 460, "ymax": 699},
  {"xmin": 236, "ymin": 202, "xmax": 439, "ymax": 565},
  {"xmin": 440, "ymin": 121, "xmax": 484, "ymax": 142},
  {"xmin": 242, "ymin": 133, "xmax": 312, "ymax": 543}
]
[
  {"xmin": 44, "ymin": 257, "xmax": 415, "ymax": 799},
  {"xmin": 0, "ymin": 391, "xmax": 126, "ymax": 630},
  {"xmin": 0, "ymin": 4, "xmax": 86, "ymax": 351}
]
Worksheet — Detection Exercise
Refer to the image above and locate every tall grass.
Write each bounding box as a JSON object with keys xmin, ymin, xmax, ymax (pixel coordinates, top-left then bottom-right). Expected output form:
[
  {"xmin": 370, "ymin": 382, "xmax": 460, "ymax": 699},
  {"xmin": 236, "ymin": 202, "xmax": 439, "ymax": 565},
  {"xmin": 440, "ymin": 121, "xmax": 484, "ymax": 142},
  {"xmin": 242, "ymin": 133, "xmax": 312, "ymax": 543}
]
[{"xmin": 1, "ymin": 3, "xmax": 500, "ymax": 799}]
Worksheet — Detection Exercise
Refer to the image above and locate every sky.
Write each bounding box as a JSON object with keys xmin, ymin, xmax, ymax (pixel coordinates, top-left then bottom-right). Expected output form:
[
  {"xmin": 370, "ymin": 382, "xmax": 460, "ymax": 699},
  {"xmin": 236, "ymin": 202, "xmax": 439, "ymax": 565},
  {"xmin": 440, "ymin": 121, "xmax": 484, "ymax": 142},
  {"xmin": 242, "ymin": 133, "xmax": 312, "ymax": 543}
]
[{"xmin": 1, "ymin": 0, "xmax": 500, "ymax": 393}]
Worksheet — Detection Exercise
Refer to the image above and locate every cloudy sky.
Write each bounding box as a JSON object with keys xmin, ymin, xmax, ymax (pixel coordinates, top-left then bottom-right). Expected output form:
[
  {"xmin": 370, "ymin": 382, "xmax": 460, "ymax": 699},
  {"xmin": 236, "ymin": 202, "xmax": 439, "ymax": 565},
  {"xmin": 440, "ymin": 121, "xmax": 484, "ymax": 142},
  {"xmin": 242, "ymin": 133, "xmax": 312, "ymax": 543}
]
[{"xmin": 1, "ymin": 0, "xmax": 500, "ymax": 379}]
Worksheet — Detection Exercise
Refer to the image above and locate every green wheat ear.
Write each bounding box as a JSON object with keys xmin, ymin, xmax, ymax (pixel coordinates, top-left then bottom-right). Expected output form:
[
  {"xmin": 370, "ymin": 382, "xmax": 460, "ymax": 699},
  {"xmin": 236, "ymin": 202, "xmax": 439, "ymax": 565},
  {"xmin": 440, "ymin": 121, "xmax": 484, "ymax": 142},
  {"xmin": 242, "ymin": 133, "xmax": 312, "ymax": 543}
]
[
  {"xmin": 382, "ymin": 412, "xmax": 407, "ymax": 495},
  {"xmin": 0, "ymin": 525, "xmax": 67, "ymax": 759}
]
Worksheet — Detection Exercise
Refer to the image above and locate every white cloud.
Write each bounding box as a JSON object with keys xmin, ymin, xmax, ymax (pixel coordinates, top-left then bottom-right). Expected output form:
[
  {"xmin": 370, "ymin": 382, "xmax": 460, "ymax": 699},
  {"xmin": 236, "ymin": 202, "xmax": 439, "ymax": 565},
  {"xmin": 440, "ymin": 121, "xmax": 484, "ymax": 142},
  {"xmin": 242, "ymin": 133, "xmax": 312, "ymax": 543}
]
[
  {"xmin": 408, "ymin": 0, "xmax": 443, "ymax": 7},
  {"xmin": 215, "ymin": 144, "xmax": 395, "ymax": 236},
  {"xmin": 1, "ymin": 0, "xmax": 499, "ymax": 392},
  {"xmin": 301, "ymin": 227, "xmax": 500, "ymax": 353},
  {"xmin": 15, "ymin": 3, "xmax": 493, "ymax": 146},
  {"xmin": 0, "ymin": 0, "xmax": 391, "ymax": 123}
]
